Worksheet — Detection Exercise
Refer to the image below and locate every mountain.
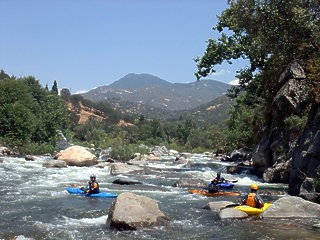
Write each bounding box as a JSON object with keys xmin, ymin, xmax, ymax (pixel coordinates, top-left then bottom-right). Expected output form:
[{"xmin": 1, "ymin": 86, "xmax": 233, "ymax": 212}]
[{"xmin": 81, "ymin": 73, "xmax": 230, "ymax": 111}]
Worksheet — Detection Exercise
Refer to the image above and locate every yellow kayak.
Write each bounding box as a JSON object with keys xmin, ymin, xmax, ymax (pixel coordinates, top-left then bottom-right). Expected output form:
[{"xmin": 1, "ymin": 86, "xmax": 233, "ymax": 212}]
[{"xmin": 235, "ymin": 202, "xmax": 272, "ymax": 216}]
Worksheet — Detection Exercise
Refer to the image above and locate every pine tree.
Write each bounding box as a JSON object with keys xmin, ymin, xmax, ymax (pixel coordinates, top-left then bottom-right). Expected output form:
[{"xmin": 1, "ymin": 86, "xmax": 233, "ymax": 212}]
[{"xmin": 51, "ymin": 80, "xmax": 58, "ymax": 94}]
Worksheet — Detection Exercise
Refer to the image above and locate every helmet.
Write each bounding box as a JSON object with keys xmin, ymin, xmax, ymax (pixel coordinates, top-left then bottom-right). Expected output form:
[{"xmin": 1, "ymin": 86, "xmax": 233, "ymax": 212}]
[
  {"xmin": 251, "ymin": 183, "xmax": 258, "ymax": 191},
  {"xmin": 90, "ymin": 174, "xmax": 96, "ymax": 179}
]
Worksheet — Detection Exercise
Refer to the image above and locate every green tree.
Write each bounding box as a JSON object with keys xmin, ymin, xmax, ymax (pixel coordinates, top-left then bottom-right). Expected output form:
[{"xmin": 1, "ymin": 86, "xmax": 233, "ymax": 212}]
[
  {"xmin": 195, "ymin": 0, "xmax": 320, "ymax": 149},
  {"xmin": 0, "ymin": 69, "xmax": 10, "ymax": 80},
  {"xmin": 51, "ymin": 80, "xmax": 59, "ymax": 94}
]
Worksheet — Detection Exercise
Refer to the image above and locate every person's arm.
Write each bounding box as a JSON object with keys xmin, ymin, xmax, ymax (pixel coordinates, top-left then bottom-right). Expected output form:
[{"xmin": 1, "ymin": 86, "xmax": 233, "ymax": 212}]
[
  {"xmin": 241, "ymin": 195, "xmax": 247, "ymax": 205},
  {"xmin": 92, "ymin": 182, "xmax": 98, "ymax": 191},
  {"xmin": 256, "ymin": 195, "xmax": 264, "ymax": 208}
]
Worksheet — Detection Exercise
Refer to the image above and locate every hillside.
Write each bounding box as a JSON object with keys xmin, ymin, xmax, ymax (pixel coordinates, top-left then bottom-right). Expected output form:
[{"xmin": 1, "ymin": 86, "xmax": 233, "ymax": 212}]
[{"xmin": 82, "ymin": 73, "xmax": 230, "ymax": 111}]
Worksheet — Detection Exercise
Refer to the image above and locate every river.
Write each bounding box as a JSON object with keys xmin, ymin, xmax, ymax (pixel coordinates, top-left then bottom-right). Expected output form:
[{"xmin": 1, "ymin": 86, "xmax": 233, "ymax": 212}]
[{"xmin": 0, "ymin": 154, "xmax": 319, "ymax": 240}]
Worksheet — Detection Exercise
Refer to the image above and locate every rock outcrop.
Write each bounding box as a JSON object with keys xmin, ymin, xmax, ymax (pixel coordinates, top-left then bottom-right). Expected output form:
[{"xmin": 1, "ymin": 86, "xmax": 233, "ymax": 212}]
[
  {"xmin": 54, "ymin": 146, "xmax": 98, "ymax": 167},
  {"xmin": 107, "ymin": 192, "xmax": 169, "ymax": 230},
  {"xmin": 262, "ymin": 196, "xmax": 320, "ymax": 218},
  {"xmin": 289, "ymin": 103, "xmax": 320, "ymax": 195}
]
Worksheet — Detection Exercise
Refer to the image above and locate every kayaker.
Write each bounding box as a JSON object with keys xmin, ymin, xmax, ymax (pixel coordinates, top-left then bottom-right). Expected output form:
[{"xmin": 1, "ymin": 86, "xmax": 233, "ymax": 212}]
[
  {"xmin": 86, "ymin": 174, "xmax": 100, "ymax": 194},
  {"xmin": 213, "ymin": 172, "xmax": 226, "ymax": 184},
  {"xmin": 242, "ymin": 183, "xmax": 264, "ymax": 209},
  {"xmin": 208, "ymin": 179, "xmax": 219, "ymax": 193}
]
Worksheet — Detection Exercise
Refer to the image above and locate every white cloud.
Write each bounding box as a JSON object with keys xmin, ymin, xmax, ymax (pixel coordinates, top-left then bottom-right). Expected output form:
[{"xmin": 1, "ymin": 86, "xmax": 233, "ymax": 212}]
[
  {"xmin": 74, "ymin": 89, "xmax": 88, "ymax": 94},
  {"xmin": 228, "ymin": 79, "xmax": 239, "ymax": 85},
  {"xmin": 211, "ymin": 69, "xmax": 230, "ymax": 77}
]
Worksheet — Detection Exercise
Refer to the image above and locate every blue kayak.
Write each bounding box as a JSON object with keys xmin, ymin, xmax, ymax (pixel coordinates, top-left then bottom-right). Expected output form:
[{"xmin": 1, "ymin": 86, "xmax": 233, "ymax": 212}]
[
  {"xmin": 216, "ymin": 182, "xmax": 234, "ymax": 189},
  {"xmin": 66, "ymin": 187, "xmax": 117, "ymax": 198}
]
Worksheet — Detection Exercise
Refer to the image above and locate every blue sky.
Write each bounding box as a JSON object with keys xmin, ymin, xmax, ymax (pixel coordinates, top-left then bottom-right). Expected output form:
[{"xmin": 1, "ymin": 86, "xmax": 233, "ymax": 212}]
[{"xmin": 0, "ymin": 0, "xmax": 246, "ymax": 93}]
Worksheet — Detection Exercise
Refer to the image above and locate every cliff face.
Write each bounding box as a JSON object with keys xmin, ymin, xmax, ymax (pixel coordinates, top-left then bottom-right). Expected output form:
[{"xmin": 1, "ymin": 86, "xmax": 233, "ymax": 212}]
[
  {"xmin": 289, "ymin": 103, "xmax": 320, "ymax": 195},
  {"xmin": 250, "ymin": 61, "xmax": 319, "ymax": 195}
]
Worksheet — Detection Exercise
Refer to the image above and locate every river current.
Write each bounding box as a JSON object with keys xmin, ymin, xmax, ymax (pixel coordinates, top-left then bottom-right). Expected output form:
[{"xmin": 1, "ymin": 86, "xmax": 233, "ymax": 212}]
[{"xmin": 0, "ymin": 154, "xmax": 319, "ymax": 240}]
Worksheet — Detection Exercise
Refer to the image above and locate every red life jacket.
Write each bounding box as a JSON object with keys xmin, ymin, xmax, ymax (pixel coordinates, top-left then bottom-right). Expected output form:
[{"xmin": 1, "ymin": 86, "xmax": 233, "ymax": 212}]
[{"xmin": 246, "ymin": 193, "xmax": 256, "ymax": 207}]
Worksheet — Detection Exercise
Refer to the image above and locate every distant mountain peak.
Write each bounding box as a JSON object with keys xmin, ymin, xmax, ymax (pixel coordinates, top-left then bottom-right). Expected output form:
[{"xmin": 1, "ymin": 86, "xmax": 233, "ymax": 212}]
[
  {"xmin": 110, "ymin": 73, "xmax": 170, "ymax": 89},
  {"xmin": 82, "ymin": 73, "xmax": 230, "ymax": 111}
]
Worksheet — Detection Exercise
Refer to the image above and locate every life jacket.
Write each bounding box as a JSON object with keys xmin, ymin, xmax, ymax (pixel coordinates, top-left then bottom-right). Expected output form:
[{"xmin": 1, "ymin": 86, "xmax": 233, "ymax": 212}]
[
  {"xmin": 246, "ymin": 193, "xmax": 256, "ymax": 207},
  {"xmin": 88, "ymin": 180, "xmax": 99, "ymax": 193}
]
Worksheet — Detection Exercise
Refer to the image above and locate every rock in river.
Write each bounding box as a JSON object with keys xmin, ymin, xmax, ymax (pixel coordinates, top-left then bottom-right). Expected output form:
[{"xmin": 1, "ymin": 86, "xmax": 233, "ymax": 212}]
[
  {"xmin": 263, "ymin": 196, "xmax": 320, "ymax": 218},
  {"xmin": 54, "ymin": 146, "xmax": 98, "ymax": 167},
  {"xmin": 107, "ymin": 192, "xmax": 169, "ymax": 230}
]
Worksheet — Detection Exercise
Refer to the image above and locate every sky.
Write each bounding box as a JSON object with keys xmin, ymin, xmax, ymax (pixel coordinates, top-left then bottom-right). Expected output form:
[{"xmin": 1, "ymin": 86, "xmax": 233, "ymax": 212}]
[{"xmin": 0, "ymin": 0, "xmax": 246, "ymax": 94}]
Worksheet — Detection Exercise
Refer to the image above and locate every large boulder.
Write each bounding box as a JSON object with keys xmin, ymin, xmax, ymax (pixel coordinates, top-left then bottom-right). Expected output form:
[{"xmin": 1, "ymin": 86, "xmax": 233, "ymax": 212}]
[
  {"xmin": 42, "ymin": 160, "xmax": 67, "ymax": 168},
  {"xmin": 289, "ymin": 104, "xmax": 320, "ymax": 195},
  {"xmin": 54, "ymin": 146, "xmax": 98, "ymax": 167},
  {"xmin": 107, "ymin": 192, "xmax": 169, "ymax": 230},
  {"xmin": 262, "ymin": 196, "xmax": 320, "ymax": 218},
  {"xmin": 263, "ymin": 159, "xmax": 291, "ymax": 183},
  {"xmin": 272, "ymin": 79, "xmax": 309, "ymax": 123}
]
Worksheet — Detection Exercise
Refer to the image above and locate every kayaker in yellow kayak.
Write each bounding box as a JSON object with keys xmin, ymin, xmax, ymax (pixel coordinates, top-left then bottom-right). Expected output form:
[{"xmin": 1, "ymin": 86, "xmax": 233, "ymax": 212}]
[
  {"xmin": 86, "ymin": 174, "xmax": 100, "ymax": 194},
  {"xmin": 241, "ymin": 183, "xmax": 264, "ymax": 209}
]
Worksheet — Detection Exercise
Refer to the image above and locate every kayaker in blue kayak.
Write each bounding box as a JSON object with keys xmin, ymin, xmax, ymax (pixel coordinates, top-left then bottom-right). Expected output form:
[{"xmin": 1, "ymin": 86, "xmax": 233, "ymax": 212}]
[
  {"xmin": 86, "ymin": 174, "xmax": 100, "ymax": 194},
  {"xmin": 242, "ymin": 183, "xmax": 264, "ymax": 209},
  {"xmin": 213, "ymin": 172, "xmax": 226, "ymax": 184},
  {"xmin": 208, "ymin": 179, "xmax": 219, "ymax": 193}
]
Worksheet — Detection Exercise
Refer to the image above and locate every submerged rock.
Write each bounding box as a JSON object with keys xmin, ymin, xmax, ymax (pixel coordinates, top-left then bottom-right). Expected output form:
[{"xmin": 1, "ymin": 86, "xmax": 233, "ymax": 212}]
[
  {"xmin": 204, "ymin": 201, "xmax": 235, "ymax": 214},
  {"xmin": 263, "ymin": 196, "xmax": 320, "ymax": 218},
  {"xmin": 110, "ymin": 163, "xmax": 143, "ymax": 175},
  {"xmin": 107, "ymin": 192, "xmax": 169, "ymax": 230},
  {"xmin": 173, "ymin": 178, "xmax": 207, "ymax": 188},
  {"xmin": 219, "ymin": 208, "xmax": 248, "ymax": 219},
  {"xmin": 112, "ymin": 178, "xmax": 142, "ymax": 185},
  {"xmin": 54, "ymin": 146, "xmax": 98, "ymax": 167},
  {"xmin": 42, "ymin": 160, "xmax": 67, "ymax": 168},
  {"xmin": 25, "ymin": 155, "xmax": 35, "ymax": 161}
]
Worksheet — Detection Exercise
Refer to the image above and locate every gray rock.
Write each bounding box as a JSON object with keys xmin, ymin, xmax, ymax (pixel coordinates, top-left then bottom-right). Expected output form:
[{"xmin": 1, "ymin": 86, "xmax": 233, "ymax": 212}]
[
  {"xmin": 110, "ymin": 163, "xmax": 143, "ymax": 175},
  {"xmin": 252, "ymin": 133, "xmax": 272, "ymax": 169},
  {"xmin": 56, "ymin": 131, "xmax": 68, "ymax": 151},
  {"xmin": 25, "ymin": 155, "xmax": 35, "ymax": 161},
  {"xmin": 107, "ymin": 192, "xmax": 169, "ymax": 230},
  {"xmin": 112, "ymin": 178, "xmax": 142, "ymax": 185},
  {"xmin": 0, "ymin": 158, "xmax": 4, "ymax": 163},
  {"xmin": 263, "ymin": 160, "xmax": 291, "ymax": 183},
  {"xmin": 300, "ymin": 178, "xmax": 315, "ymax": 193},
  {"xmin": 219, "ymin": 208, "xmax": 248, "ymax": 219},
  {"xmin": 272, "ymin": 79, "xmax": 309, "ymax": 120},
  {"xmin": 262, "ymin": 196, "xmax": 320, "ymax": 218},
  {"xmin": 204, "ymin": 201, "xmax": 235, "ymax": 213},
  {"xmin": 42, "ymin": 160, "xmax": 67, "ymax": 168},
  {"xmin": 278, "ymin": 61, "xmax": 306, "ymax": 86},
  {"xmin": 289, "ymin": 104, "xmax": 320, "ymax": 195}
]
